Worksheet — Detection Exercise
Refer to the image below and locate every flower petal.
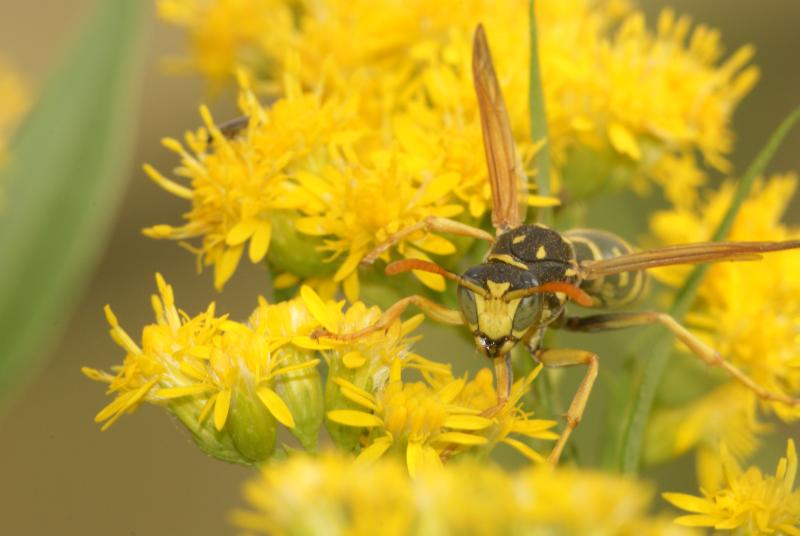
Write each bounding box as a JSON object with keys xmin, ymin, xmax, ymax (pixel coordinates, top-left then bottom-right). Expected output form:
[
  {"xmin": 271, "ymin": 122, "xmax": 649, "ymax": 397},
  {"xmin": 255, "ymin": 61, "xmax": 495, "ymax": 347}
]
[
  {"xmin": 327, "ymin": 409, "xmax": 383, "ymax": 428},
  {"xmin": 257, "ymin": 387, "xmax": 295, "ymax": 428}
]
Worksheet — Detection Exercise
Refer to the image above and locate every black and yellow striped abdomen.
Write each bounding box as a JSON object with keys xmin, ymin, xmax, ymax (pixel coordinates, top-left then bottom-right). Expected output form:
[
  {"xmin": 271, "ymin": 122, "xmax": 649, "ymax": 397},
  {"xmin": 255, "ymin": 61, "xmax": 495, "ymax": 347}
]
[{"xmin": 564, "ymin": 229, "xmax": 648, "ymax": 308}]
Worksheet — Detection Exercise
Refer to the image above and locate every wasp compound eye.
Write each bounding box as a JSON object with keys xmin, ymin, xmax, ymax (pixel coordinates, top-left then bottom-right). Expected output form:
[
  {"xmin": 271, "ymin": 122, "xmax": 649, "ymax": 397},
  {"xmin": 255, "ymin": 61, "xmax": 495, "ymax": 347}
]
[
  {"xmin": 512, "ymin": 295, "xmax": 540, "ymax": 332},
  {"xmin": 457, "ymin": 285, "xmax": 478, "ymax": 325}
]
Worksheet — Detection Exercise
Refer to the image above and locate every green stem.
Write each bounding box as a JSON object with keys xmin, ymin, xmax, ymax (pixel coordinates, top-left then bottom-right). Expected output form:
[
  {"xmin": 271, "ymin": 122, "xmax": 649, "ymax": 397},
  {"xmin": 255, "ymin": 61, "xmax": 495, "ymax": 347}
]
[
  {"xmin": 617, "ymin": 105, "xmax": 800, "ymax": 475},
  {"xmin": 528, "ymin": 0, "xmax": 552, "ymax": 226}
]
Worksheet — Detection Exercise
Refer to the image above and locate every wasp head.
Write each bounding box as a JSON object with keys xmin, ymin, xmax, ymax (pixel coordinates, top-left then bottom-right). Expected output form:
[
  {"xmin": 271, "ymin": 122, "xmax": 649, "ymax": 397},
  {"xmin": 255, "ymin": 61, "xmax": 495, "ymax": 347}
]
[{"xmin": 457, "ymin": 263, "xmax": 543, "ymax": 359}]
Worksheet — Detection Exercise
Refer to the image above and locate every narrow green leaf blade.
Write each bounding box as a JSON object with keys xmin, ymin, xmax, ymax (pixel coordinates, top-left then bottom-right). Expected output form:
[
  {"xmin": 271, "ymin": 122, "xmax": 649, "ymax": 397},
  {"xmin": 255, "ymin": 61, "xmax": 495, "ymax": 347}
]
[
  {"xmin": 528, "ymin": 0, "xmax": 553, "ymax": 226},
  {"xmin": 0, "ymin": 1, "xmax": 147, "ymax": 403},
  {"xmin": 617, "ymin": 105, "xmax": 800, "ymax": 475}
]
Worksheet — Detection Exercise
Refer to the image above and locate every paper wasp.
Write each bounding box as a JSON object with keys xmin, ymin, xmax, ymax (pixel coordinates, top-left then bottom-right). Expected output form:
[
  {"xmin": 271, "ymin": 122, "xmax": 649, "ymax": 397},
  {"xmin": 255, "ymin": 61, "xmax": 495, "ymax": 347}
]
[{"xmin": 314, "ymin": 25, "xmax": 800, "ymax": 464}]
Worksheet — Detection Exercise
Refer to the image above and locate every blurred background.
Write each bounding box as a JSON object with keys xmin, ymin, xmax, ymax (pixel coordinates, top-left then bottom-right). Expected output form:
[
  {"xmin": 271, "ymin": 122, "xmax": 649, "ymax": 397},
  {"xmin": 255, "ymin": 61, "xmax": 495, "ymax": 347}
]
[{"xmin": 0, "ymin": 1, "xmax": 798, "ymax": 534}]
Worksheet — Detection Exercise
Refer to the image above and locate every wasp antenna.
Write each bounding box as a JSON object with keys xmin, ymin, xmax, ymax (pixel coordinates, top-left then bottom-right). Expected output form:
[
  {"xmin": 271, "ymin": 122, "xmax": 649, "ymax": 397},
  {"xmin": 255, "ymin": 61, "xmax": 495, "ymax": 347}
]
[{"xmin": 506, "ymin": 282, "xmax": 594, "ymax": 307}]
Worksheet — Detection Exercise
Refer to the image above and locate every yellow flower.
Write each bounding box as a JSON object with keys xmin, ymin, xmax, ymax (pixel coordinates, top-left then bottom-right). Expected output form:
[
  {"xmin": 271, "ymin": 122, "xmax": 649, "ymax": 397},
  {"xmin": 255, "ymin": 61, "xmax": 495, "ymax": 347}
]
[
  {"xmin": 450, "ymin": 366, "xmax": 559, "ymax": 463},
  {"xmin": 232, "ymin": 452, "xmax": 697, "ymax": 535},
  {"xmin": 327, "ymin": 359, "xmax": 494, "ymax": 478},
  {"xmin": 158, "ymin": 0, "xmax": 755, "ymax": 205},
  {"xmin": 143, "ymin": 73, "xmax": 363, "ymax": 289},
  {"xmin": 156, "ymin": 0, "xmax": 295, "ymax": 87},
  {"xmin": 326, "ymin": 354, "xmax": 556, "ymax": 475},
  {"xmin": 664, "ymin": 440, "xmax": 800, "ymax": 535},
  {"xmin": 82, "ymin": 274, "xmax": 318, "ymax": 464},
  {"xmin": 650, "ymin": 175, "xmax": 800, "ymax": 422}
]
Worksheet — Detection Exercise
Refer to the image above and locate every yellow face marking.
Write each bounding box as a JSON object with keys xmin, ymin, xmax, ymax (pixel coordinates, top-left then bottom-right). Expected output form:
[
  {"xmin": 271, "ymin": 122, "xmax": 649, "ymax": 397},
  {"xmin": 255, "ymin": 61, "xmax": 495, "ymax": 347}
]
[
  {"xmin": 475, "ymin": 280, "xmax": 521, "ymax": 340},
  {"xmin": 486, "ymin": 280, "xmax": 511, "ymax": 297},
  {"xmin": 487, "ymin": 253, "xmax": 528, "ymax": 271},
  {"xmin": 536, "ymin": 246, "xmax": 547, "ymax": 259},
  {"xmin": 512, "ymin": 235, "xmax": 526, "ymax": 244}
]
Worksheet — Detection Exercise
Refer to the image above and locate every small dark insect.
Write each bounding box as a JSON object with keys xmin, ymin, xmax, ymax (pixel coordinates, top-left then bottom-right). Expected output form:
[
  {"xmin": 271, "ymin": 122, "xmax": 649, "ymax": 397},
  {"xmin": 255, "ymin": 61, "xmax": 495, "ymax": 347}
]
[{"xmin": 314, "ymin": 24, "xmax": 800, "ymax": 464}]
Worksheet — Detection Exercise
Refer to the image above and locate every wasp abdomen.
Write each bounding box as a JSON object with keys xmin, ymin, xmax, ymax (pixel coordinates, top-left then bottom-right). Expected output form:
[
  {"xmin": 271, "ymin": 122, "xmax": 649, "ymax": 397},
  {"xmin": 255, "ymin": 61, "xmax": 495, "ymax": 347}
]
[{"xmin": 564, "ymin": 229, "xmax": 648, "ymax": 308}]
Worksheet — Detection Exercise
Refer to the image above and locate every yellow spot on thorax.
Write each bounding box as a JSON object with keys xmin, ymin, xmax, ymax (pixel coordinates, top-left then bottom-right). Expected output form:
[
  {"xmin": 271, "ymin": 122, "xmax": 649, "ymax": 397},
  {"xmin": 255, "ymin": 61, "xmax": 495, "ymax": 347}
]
[
  {"xmin": 536, "ymin": 246, "xmax": 547, "ymax": 259},
  {"xmin": 512, "ymin": 235, "xmax": 526, "ymax": 244},
  {"xmin": 487, "ymin": 254, "xmax": 528, "ymax": 270}
]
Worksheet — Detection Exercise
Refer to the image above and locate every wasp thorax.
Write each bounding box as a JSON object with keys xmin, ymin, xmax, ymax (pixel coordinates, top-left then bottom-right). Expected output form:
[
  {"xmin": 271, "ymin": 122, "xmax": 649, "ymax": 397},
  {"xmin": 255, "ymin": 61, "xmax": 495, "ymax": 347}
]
[{"xmin": 457, "ymin": 263, "xmax": 543, "ymax": 359}]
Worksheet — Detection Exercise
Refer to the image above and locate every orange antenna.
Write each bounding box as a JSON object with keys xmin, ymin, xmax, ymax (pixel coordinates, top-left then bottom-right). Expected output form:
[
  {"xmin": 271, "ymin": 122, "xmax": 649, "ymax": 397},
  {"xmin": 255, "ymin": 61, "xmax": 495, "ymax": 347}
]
[
  {"xmin": 385, "ymin": 259, "xmax": 488, "ymax": 297},
  {"xmin": 506, "ymin": 281, "xmax": 594, "ymax": 307}
]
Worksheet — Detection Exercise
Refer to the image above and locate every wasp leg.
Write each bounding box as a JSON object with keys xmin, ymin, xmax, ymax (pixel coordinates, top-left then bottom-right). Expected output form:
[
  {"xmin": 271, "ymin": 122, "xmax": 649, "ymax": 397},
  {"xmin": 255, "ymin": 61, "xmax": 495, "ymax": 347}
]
[
  {"xmin": 361, "ymin": 216, "xmax": 494, "ymax": 265},
  {"xmin": 314, "ymin": 295, "xmax": 463, "ymax": 342},
  {"xmin": 563, "ymin": 312, "xmax": 800, "ymax": 408},
  {"xmin": 530, "ymin": 348, "xmax": 599, "ymax": 465}
]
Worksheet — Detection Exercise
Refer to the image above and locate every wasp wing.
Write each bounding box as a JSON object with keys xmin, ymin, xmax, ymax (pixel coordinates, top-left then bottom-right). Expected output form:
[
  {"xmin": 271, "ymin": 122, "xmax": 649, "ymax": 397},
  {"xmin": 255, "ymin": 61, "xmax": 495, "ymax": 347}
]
[
  {"xmin": 578, "ymin": 240, "xmax": 800, "ymax": 280},
  {"xmin": 472, "ymin": 24, "xmax": 525, "ymax": 233}
]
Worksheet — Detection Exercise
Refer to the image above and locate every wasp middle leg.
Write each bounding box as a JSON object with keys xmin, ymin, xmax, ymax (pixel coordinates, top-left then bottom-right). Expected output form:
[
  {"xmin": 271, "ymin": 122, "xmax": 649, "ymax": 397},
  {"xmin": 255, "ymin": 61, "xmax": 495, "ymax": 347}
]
[
  {"xmin": 562, "ymin": 311, "xmax": 800, "ymax": 408},
  {"xmin": 529, "ymin": 347, "xmax": 600, "ymax": 465}
]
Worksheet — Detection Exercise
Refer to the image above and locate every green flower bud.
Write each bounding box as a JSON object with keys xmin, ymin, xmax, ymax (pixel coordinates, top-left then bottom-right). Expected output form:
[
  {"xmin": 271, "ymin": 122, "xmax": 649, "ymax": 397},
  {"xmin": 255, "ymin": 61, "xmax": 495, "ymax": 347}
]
[{"xmin": 274, "ymin": 348, "xmax": 324, "ymax": 451}]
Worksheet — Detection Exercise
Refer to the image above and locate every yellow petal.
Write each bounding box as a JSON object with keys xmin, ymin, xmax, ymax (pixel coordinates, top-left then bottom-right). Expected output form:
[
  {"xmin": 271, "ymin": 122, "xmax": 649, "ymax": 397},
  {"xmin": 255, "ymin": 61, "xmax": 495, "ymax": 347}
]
[
  {"xmin": 333, "ymin": 247, "xmax": 364, "ymax": 282},
  {"xmin": 343, "ymin": 271, "xmax": 360, "ymax": 302},
  {"xmin": 526, "ymin": 195, "xmax": 561, "ymax": 207},
  {"xmin": 273, "ymin": 272, "xmax": 299, "ymax": 289},
  {"xmin": 156, "ymin": 385, "xmax": 214, "ymax": 399},
  {"xmin": 443, "ymin": 414, "xmax": 493, "ymax": 431},
  {"xmin": 413, "ymin": 234, "xmax": 456, "ymax": 256},
  {"xmin": 215, "ymin": 245, "xmax": 244, "ymax": 290},
  {"xmin": 404, "ymin": 249, "xmax": 445, "ymax": 291},
  {"xmin": 248, "ymin": 221, "xmax": 271, "ymax": 263},
  {"xmin": 672, "ymin": 514, "xmax": 722, "ymax": 528},
  {"xmin": 433, "ymin": 432, "xmax": 488, "ymax": 445},
  {"xmin": 300, "ymin": 285, "xmax": 337, "ymax": 332},
  {"xmin": 226, "ymin": 218, "xmax": 258, "ymax": 246},
  {"xmin": 407, "ymin": 442, "xmax": 441, "ymax": 479},
  {"xmin": 214, "ymin": 389, "xmax": 232, "ymax": 431},
  {"xmin": 437, "ymin": 378, "xmax": 465, "ymax": 404},
  {"xmin": 502, "ymin": 438, "xmax": 546, "ymax": 463},
  {"xmin": 661, "ymin": 493, "xmax": 715, "ymax": 514},
  {"xmin": 355, "ymin": 436, "xmax": 393, "ymax": 465},
  {"xmin": 608, "ymin": 122, "xmax": 641, "ymax": 160},
  {"xmin": 257, "ymin": 387, "xmax": 295, "ymax": 428},
  {"xmin": 327, "ymin": 410, "xmax": 383, "ymax": 428},
  {"xmin": 295, "ymin": 217, "xmax": 329, "ymax": 236},
  {"xmin": 342, "ymin": 351, "xmax": 367, "ymax": 369}
]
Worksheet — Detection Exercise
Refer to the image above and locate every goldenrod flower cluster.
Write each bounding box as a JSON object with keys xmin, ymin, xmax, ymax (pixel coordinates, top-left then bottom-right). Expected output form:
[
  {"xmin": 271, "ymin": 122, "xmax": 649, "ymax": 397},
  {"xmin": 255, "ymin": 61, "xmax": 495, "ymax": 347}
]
[
  {"xmin": 80, "ymin": 0, "xmax": 800, "ymax": 533},
  {"xmin": 147, "ymin": 0, "xmax": 756, "ymax": 293},
  {"xmin": 233, "ymin": 452, "xmax": 696, "ymax": 536},
  {"xmin": 648, "ymin": 175, "xmax": 800, "ymax": 485},
  {"xmin": 84, "ymin": 275, "xmax": 556, "ymax": 468},
  {"xmin": 664, "ymin": 440, "xmax": 800, "ymax": 535}
]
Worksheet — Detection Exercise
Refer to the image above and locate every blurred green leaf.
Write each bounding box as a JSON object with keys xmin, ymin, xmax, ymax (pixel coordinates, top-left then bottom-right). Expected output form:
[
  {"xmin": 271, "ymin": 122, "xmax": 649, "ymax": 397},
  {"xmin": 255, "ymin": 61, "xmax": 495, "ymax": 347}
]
[{"xmin": 0, "ymin": 1, "xmax": 146, "ymax": 403}]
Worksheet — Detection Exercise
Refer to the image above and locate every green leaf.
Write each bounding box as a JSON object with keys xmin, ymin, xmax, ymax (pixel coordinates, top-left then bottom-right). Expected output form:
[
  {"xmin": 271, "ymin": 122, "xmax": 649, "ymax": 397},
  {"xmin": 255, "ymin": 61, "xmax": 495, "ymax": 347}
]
[
  {"xmin": 0, "ymin": 1, "xmax": 146, "ymax": 403},
  {"xmin": 528, "ymin": 0, "xmax": 552, "ymax": 226},
  {"xmin": 616, "ymin": 105, "xmax": 800, "ymax": 475}
]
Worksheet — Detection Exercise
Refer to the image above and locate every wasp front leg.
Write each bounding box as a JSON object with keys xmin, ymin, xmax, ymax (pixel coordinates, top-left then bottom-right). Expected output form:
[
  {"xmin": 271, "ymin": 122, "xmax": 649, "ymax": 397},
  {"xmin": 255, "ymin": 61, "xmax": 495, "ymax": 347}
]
[
  {"xmin": 529, "ymin": 347, "xmax": 600, "ymax": 465},
  {"xmin": 314, "ymin": 294, "xmax": 463, "ymax": 343},
  {"xmin": 361, "ymin": 216, "xmax": 495, "ymax": 265},
  {"xmin": 563, "ymin": 312, "xmax": 800, "ymax": 408}
]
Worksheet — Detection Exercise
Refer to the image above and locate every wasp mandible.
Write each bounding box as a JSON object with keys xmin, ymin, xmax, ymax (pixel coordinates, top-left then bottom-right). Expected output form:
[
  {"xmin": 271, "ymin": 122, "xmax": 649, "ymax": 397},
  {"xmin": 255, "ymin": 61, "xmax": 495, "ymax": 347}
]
[{"xmin": 317, "ymin": 25, "xmax": 800, "ymax": 464}]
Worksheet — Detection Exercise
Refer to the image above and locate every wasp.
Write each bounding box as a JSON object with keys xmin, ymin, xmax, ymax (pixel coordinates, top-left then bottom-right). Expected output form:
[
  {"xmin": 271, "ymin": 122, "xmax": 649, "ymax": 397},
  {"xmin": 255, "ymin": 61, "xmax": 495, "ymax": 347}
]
[{"xmin": 310, "ymin": 26, "xmax": 800, "ymax": 464}]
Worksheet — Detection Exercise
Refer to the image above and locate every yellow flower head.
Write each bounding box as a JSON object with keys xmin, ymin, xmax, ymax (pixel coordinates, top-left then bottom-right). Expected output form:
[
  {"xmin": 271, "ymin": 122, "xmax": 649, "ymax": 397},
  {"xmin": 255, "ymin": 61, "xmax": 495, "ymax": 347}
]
[
  {"xmin": 233, "ymin": 452, "xmax": 697, "ymax": 535},
  {"xmin": 664, "ymin": 440, "xmax": 800, "ymax": 535},
  {"xmin": 651, "ymin": 175, "xmax": 800, "ymax": 422},
  {"xmin": 327, "ymin": 359, "xmax": 556, "ymax": 476},
  {"xmin": 143, "ymin": 73, "xmax": 364, "ymax": 290},
  {"xmin": 158, "ymin": 0, "xmax": 755, "ymax": 206},
  {"xmin": 82, "ymin": 274, "xmax": 318, "ymax": 463}
]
